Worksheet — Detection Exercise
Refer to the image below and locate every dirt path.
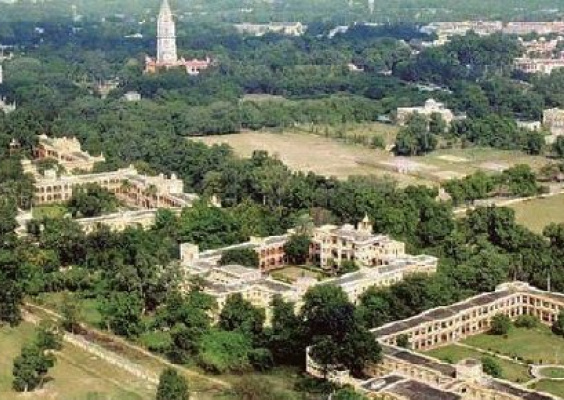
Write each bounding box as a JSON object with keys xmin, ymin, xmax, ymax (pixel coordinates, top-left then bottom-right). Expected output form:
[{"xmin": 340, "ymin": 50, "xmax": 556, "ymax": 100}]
[{"xmin": 24, "ymin": 303, "xmax": 231, "ymax": 390}]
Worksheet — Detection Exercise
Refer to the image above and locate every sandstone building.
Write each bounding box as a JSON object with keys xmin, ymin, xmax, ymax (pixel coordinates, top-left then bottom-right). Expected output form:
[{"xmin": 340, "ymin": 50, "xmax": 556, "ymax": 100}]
[
  {"xmin": 34, "ymin": 134, "xmax": 105, "ymax": 172},
  {"xmin": 396, "ymin": 99, "xmax": 458, "ymax": 127}
]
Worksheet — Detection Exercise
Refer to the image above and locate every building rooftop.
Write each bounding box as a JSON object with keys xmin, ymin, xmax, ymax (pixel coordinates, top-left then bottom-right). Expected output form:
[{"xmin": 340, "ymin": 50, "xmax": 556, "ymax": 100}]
[{"xmin": 389, "ymin": 380, "xmax": 462, "ymax": 400}]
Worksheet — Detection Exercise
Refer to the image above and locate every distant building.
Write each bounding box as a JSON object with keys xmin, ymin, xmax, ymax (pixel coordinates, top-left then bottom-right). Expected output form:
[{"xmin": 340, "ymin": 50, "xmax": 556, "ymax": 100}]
[
  {"xmin": 543, "ymin": 108, "xmax": 564, "ymax": 143},
  {"xmin": 144, "ymin": 0, "xmax": 212, "ymax": 75},
  {"xmin": 34, "ymin": 134, "xmax": 105, "ymax": 172},
  {"xmin": 396, "ymin": 99, "xmax": 459, "ymax": 126},
  {"xmin": 123, "ymin": 91, "xmax": 141, "ymax": 102},
  {"xmin": 514, "ymin": 54, "xmax": 564, "ymax": 75},
  {"xmin": 0, "ymin": 97, "xmax": 15, "ymax": 114},
  {"xmin": 234, "ymin": 22, "xmax": 307, "ymax": 37}
]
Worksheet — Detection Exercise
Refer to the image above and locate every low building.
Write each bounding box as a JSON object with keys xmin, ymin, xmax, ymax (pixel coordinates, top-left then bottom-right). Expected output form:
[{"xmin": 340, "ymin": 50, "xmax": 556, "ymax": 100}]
[
  {"xmin": 234, "ymin": 22, "xmax": 306, "ymax": 37},
  {"xmin": 543, "ymin": 108, "xmax": 564, "ymax": 144},
  {"xmin": 514, "ymin": 55, "xmax": 564, "ymax": 75},
  {"xmin": 396, "ymin": 99, "xmax": 458, "ymax": 127},
  {"xmin": 0, "ymin": 96, "xmax": 15, "ymax": 114},
  {"xmin": 306, "ymin": 282, "xmax": 561, "ymax": 400},
  {"xmin": 76, "ymin": 209, "xmax": 179, "ymax": 234},
  {"xmin": 144, "ymin": 56, "xmax": 212, "ymax": 75},
  {"xmin": 34, "ymin": 134, "xmax": 105, "ymax": 172},
  {"xmin": 123, "ymin": 91, "xmax": 141, "ymax": 102}
]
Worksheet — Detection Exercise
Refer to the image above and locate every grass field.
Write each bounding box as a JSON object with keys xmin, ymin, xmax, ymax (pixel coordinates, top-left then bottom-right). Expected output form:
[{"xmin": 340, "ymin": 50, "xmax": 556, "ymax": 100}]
[
  {"xmin": 538, "ymin": 367, "xmax": 564, "ymax": 379},
  {"xmin": 463, "ymin": 326, "xmax": 564, "ymax": 365},
  {"xmin": 425, "ymin": 344, "xmax": 531, "ymax": 383},
  {"xmin": 193, "ymin": 131, "xmax": 552, "ymax": 187},
  {"xmin": 510, "ymin": 194, "xmax": 564, "ymax": 234},
  {"xmin": 271, "ymin": 266, "xmax": 326, "ymax": 283},
  {"xmin": 530, "ymin": 380, "xmax": 564, "ymax": 398},
  {"xmin": 0, "ymin": 323, "xmax": 155, "ymax": 400}
]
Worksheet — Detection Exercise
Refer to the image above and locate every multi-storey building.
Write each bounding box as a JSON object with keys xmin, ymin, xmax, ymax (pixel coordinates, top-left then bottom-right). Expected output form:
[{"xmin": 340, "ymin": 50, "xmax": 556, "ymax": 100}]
[
  {"xmin": 33, "ymin": 134, "xmax": 105, "ymax": 172},
  {"xmin": 514, "ymin": 55, "xmax": 564, "ymax": 75},
  {"xmin": 0, "ymin": 96, "xmax": 15, "ymax": 114},
  {"xmin": 306, "ymin": 282, "xmax": 561, "ymax": 400},
  {"xmin": 373, "ymin": 281, "xmax": 564, "ymax": 351},
  {"xmin": 31, "ymin": 165, "xmax": 198, "ymax": 209},
  {"xmin": 311, "ymin": 217, "xmax": 406, "ymax": 269},
  {"xmin": 396, "ymin": 99, "xmax": 458, "ymax": 127}
]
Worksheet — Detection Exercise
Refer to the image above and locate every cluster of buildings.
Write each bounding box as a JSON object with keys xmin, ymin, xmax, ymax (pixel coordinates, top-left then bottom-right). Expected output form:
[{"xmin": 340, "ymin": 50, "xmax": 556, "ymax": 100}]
[
  {"xmin": 307, "ymin": 282, "xmax": 564, "ymax": 400},
  {"xmin": 0, "ymin": 64, "xmax": 16, "ymax": 114},
  {"xmin": 233, "ymin": 22, "xmax": 307, "ymax": 37},
  {"xmin": 396, "ymin": 99, "xmax": 463, "ymax": 128},
  {"xmin": 179, "ymin": 217, "xmax": 437, "ymax": 320},
  {"xmin": 543, "ymin": 108, "xmax": 564, "ymax": 144},
  {"xmin": 421, "ymin": 21, "xmax": 564, "ymax": 41},
  {"xmin": 144, "ymin": 0, "xmax": 212, "ymax": 75},
  {"xmin": 18, "ymin": 134, "xmax": 202, "ymax": 235}
]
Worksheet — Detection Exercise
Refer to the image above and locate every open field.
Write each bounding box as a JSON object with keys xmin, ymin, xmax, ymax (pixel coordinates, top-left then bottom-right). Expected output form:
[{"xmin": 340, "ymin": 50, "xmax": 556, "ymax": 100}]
[
  {"xmin": 509, "ymin": 194, "xmax": 564, "ymax": 234},
  {"xmin": 463, "ymin": 326, "xmax": 564, "ymax": 365},
  {"xmin": 0, "ymin": 322, "xmax": 154, "ymax": 400},
  {"xmin": 271, "ymin": 266, "xmax": 326, "ymax": 283},
  {"xmin": 193, "ymin": 132, "xmax": 552, "ymax": 186},
  {"xmin": 32, "ymin": 205, "xmax": 69, "ymax": 220},
  {"xmin": 424, "ymin": 344, "xmax": 531, "ymax": 383}
]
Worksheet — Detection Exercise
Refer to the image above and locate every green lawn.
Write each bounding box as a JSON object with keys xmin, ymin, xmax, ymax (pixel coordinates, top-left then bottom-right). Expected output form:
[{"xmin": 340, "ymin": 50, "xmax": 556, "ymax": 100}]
[
  {"xmin": 271, "ymin": 266, "xmax": 327, "ymax": 283},
  {"xmin": 32, "ymin": 204, "xmax": 69, "ymax": 220},
  {"xmin": 529, "ymin": 380, "xmax": 564, "ymax": 398},
  {"xmin": 0, "ymin": 322, "xmax": 154, "ymax": 400},
  {"xmin": 425, "ymin": 344, "xmax": 531, "ymax": 383},
  {"xmin": 510, "ymin": 194, "xmax": 564, "ymax": 234},
  {"xmin": 463, "ymin": 326, "xmax": 564, "ymax": 365},
  {"xmin": 538, "ymin": 367, "xmax": 564, "ymax": 379},
  {"xmin": 36, "ymin": 292, "xmax": 103, "ymax": 327}
]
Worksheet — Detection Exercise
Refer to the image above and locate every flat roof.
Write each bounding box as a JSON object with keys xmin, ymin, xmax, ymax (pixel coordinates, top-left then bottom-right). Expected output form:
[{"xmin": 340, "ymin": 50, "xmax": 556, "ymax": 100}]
[{"xmin": 389, "ymin": 380, "xmax": 461, "ymax": 400}]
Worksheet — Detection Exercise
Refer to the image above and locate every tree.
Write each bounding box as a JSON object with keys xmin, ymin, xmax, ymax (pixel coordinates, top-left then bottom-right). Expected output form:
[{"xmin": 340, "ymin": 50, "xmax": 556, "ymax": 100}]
[
  {"xmin": 554, "ymin": 136, "xmax": 564, "ymax": 159},
  {"xmin": 396, "ymin": 334, "xmax": 409, "ymax": 348},
  {"xmin": 514, "ymin": 314, "xmax": 539, "ymax": 329},
  {"xmin": 481, "ymin": 356, "xmax": 502, "ymax": 378},
  {"xmin": 218, "ymin": 293, "xmax": 265, "ymax": 338},
  {"xmin": 490, "ymin": 314, "xmax": 511, "ymax": 336},
  {"xmin": 99, "ymin": 291, "xmax": 144, "ymax": 338},
  {"xmin": 267, "ymin": 296, "xmax": 304, "ymax": 365},
  {"xmin": 553, "ymin": 310, "xmax": 564, "ymax": 336},
  {"xmin": 198, "ymin": 330, "xmax": 252, "ymax": 374},
  {"xmin": 156, "ymin": 368, "xmax": 189, "ymax": 400},
  {"xmin": 60, "ymin": 293, "xmax": 81, "ymax": 333},
  {"xmin": 219, "ymin": 248, "xmax": 259, "ymax": 268},
  {"xmin": 12, "ymin": 344, "xmax": 56, "ymax": 392},
  {"xmin": 283, "ymin": 234, "xmax": 311, "ymax": 265},
  {"xmin": 67, "ymin": 183, "xmax": 117, "ymax": 218}
]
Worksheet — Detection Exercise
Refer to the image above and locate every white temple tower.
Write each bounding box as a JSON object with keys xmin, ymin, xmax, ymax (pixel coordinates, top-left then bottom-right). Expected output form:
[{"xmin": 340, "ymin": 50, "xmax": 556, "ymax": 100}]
[{"xmin": 157, "ymin": 0, "xmax": 178, "ymax": 65}]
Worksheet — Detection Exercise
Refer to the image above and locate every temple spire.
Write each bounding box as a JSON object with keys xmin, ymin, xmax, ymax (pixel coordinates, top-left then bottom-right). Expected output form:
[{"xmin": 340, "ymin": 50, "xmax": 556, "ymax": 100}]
[{"xmin": 157, "ymin": 0, "xmax": 177, "ymax": 64}]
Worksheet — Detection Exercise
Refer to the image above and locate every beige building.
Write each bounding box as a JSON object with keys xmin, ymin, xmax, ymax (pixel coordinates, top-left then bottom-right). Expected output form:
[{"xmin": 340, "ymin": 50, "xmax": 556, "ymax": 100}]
[
  {"xmin": 373, "ymin": 281, "xmax": 564, "ymax": 351},
  {"xmin": 396, "ymin": 99, "xmax": 457, "ymax": 127},
  {"xmin": 514, "ymin": 55, "xmax": 564, "ymax": 75},
  {"xmin": 31, "ymin": 165, "xmax": 198, "ymax": 209},
  {"xmin": 311, "ymin": 216, "xmax": 406, "ymax": 270},
  {"xmin": 0, "ymin": 96, "xmax": 15, "ymax": 114},
  {"xmin": 76, "ymin": 209, "xmax": 178, "ymax": 234},
  {"xmin": 543, "ymin": 108, "xmax": 564, "ymax": 143},
  {"xmin": 307, "ymin": 282, "xmax": 560, "ymax": 400},
  {"xmin": 34, "ymin": 134, "xmax": 105, "ymax": 172},
  {"xmin": 234, "ymin": 22, "xmax": 306, "ymax": 37}
]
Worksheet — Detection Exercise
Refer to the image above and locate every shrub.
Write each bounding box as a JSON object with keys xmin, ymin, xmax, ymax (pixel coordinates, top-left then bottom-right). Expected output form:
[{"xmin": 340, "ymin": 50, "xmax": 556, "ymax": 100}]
[
  {"xmin": 481, "ymin": 356, "xmax": 503, "ymax": 378},
  {"xmin": 514, "ymin": 314, "xmax": 539, "ymax": 329},
  {"xmin": 490, "ymin": 314, "xmax": 511, "ymax": 335}
]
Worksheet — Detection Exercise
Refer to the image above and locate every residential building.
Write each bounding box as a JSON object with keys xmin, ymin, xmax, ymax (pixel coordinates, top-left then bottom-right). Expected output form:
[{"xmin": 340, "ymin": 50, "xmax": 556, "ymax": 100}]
[
  {"xmin": 123, "ymin": 91, "xmax": 141, "ymax": 102},
  {"xmin": 373, "ymin": 281, "xmax": 564, "ymax": 351},
  {"xmin": 233, "ymin": 22, "xmax": 306, "ymax": 37},
  {"xmin": 0, "ymin": 96, "xmax": 15, "ymax": 114},
  {"xmin": 144, "ymin": 0, "xmax": 212, "ymax": 75},
  {"xmin": 514, "ymin": 54, "xmax": 564, "ymax": 75},
  {"xmin": 543, "ymin": 108, "xmax": 564, "ymax": 144},
  {"xmin": 310, "ymin": 216, "xmax": 406, "ymax": 269},
  {"xmin": 34, "ymin": 134, "xmax": 105, "ymax": 172},
  {"xmin": 31, "ymin": 165, "xmax": 198, "ymax": 209},
  {"xmin": 519, "ymin": 37, "xmax": 562, "ymax": 57},
  {"xmin": 306, "ymin": 282, "xmax": 561, "ymax": 400},
  {"xmin": 396, "ymin": 99, "xmax": 458, "ymax": 127}
]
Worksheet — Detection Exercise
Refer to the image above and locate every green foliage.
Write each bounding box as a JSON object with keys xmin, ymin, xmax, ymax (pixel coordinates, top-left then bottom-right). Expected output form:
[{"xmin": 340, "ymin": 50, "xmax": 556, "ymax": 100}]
[
  {"xmin": 98, "ymin": 291, "xmax": 144, "ymax": 338},
  {"xmin": 218, "ymin": 293, "xmax": 265, "ymax": 338},
  {"xmin": 481, "ymin": 356, "xmax": 503, "ymax": 378},
  {"xmin": 490, "ymin": 314, "xmax": 512, "ymax": 336},
  {"xmin": 198, "ymin": 330, "xmax": 252, "ymax": 374},
  {"xmin": 283, "ymin": 234, "xmax": 312, "ymax": 265},
  {"xmin": 219, "ymin": 248, "xmax": 259, "ymax": 268},
  {"xmin": 552, "ymin": 311, "xmax": 564, "ymax": 337},
  {"xmin": 67, "ymin": 183, "xmax": 118, "ymax": 218},
  {"xmin": 394, "ymin": 114, "xmax": 438, "ymax": 156},
  {"xmin": 514, "ymin": 314, "xmax": 539, "ymax": 329},
  {"xmin": 396, "ymin": 334, "xmax": 409, "ymax": 348},
  {"xmin": 156, "ymin": 368, "xmax": 189, "ymax": 400},
  {"xmin": 332, "ymin": 387, "xmax": 369, "ymax": 400}
]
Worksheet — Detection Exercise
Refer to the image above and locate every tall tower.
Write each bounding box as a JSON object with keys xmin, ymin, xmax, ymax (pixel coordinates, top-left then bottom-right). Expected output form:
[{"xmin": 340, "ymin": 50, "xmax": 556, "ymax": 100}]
[{"xmin": 157, "ymin": 0, "xmax": 178, "ymax": 65}]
